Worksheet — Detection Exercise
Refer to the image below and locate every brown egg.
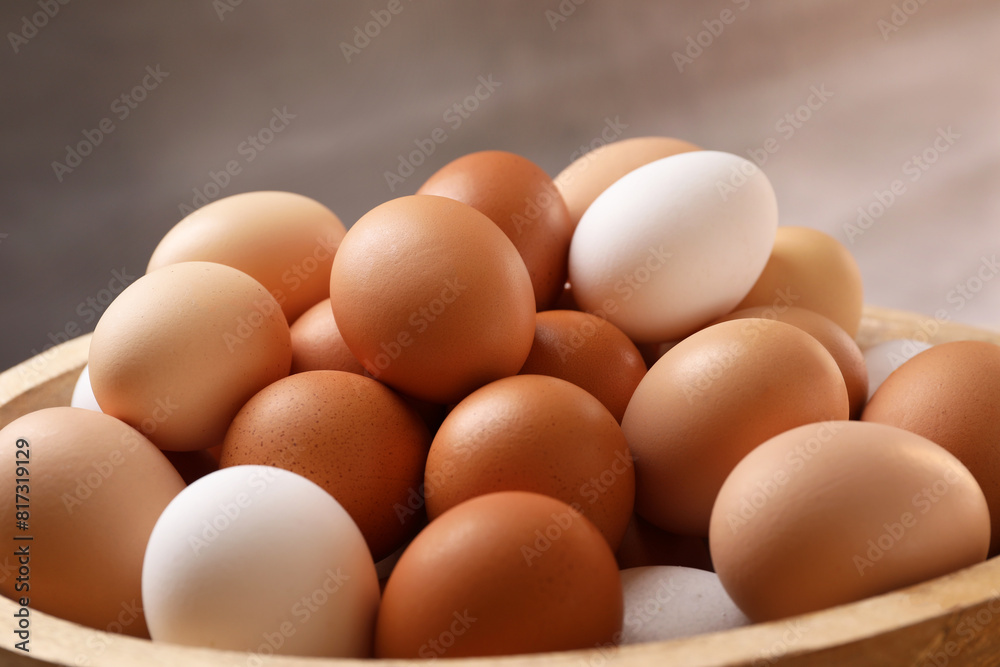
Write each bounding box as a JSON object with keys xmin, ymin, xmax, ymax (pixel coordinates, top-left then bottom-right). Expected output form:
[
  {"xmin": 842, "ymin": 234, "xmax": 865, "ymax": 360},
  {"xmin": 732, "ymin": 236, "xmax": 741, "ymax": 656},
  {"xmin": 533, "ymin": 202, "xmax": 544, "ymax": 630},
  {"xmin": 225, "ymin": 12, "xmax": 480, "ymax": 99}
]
[
  {"xmin": 622, "ymin": 319, "xmax": 849, "ymax": 536},
  {"xmin": 147, "ymin": 191, "xmax": 347, "ymax": 323},
  {"xmin": 289, "ymin": 298, "xmax": 366, "ymax": 375},
  {"xmin": 734, "ymin": 226, "xmax": 864, "ymax": 337},
  {"xmin": 862, "ymin": 341, "xmax": 1000, "ymax": 555},
  {"xmin": 615, "ymin": 514, "xmax": 714, "ymax": 572},
  {"xmin": 710, "ymin": 421, "xmax": 990, "ymax": 622},
  {"xmin": 714, "ymin": 306, "xmax": 869, "ymax": 418},
  {"xmin": 375, "ymin": 491, "xmax": 622, "ymax": 658},
  {"xmin": 90, "ymin": 262, "xmax": 291, "ymax": 452},
  {"xmin": 424, "ymin": 375, "xmax": 634, "ymax": 550},
  {"xmin": 518, "ymin": 310, "xmax": 646, "ymax": 423},
  {"xmin": 417, "ymin": 150, "xmax": 573, "ymax": 310},
  {"xmin": 0, "ymin": 407, "xmax": 186, "ymax": 636},
  {"xmin": 219, "ymin": 370, "xmax": 431, "ymax": 561},
  {"xmin": 554, "ymin": 136, "xmax": 700, "ymax": 228},
  {"xmin": 330, "ymin": 195, "xmax": 536, "ymax": 405}
]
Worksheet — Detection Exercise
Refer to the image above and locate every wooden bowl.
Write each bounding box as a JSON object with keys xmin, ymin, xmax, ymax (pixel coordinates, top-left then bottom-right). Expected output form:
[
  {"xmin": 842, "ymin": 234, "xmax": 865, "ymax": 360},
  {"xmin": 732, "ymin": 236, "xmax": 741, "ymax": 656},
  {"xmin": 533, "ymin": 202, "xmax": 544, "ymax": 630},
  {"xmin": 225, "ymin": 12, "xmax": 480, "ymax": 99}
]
[{"xmin": 3, "ymin": 305, "xmax": 1000, "ymax": 666}]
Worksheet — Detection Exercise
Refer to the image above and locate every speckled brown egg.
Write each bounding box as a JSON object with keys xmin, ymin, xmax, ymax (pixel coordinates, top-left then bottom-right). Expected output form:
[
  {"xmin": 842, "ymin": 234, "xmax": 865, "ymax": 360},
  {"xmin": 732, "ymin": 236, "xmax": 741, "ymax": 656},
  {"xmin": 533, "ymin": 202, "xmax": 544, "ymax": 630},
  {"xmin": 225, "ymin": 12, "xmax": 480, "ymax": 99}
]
[
  {"xmin": 289, "ymin": 298, "xmax": 366, "ymax": 375},
  {"xmin": 375, "ymin": 491, "xmax": 623, "ymax": 658},
  {"xmin": 862, "ymin": 341, "xmax": 1000, "ymax": 555},
  {"xmin": 734, "ymin": 226, "xmax": 864, "ymax": 337},
  {"xmin": 330, "ymin": 195, "xmax": 536, "ymax": 405},
  {"xmin": 518, "ymin": 310, "xmax": 646, "ymax": 423},
  {"xmin": 147, "ymin": 191, "xmax": 347, "ymax": 323},
  {"xmin": 218, "ymin": 370, "xmax": 430, "ymax": 561},
  {"xmin": 89, "ymin": 261, "xmax": 292, "ymax": 452},
  {"xmin": 554, "ymin": 136, "xmax": 700, "ymax": 228},
  {"xmin": 417, "ymin": 151, "xmax": 573, "ymax": 310},
  {"xmin": 423, "ymin": 375, "xmax": 634, "ymax": 551},
  {"xmin": 714, "ymin": 306, "xmax": 868, "ymax": 418},
  {"xmin": 622, "ymin": 319, "xmax": 849, "ymax": 536}
]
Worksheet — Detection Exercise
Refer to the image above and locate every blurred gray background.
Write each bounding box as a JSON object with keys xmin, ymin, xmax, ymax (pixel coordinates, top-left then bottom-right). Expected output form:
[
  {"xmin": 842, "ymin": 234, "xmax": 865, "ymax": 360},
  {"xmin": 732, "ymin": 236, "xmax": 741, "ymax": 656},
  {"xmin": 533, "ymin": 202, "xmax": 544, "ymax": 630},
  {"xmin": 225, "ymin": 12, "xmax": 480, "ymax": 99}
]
[{"xmin": 1, "ymin": 0, "xmax": 998, "ymax": 372}]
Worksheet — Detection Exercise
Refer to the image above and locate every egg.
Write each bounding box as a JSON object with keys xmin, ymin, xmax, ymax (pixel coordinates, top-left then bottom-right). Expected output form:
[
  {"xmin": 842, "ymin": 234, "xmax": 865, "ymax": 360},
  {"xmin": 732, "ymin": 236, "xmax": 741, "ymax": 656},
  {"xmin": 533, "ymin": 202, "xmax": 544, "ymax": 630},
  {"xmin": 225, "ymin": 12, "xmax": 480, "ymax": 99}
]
[
  {"xmin": 142, "ymin": 466, "xmax": 380, "ymax": 657},
  {"xmin": 89, "ymin": 262, "xmax": 292, "ymax": 452},
  {"xmin": 147, "ymin": 191, "xmax": 347, "ymax": 322},
  {"xmin": 862, "ymin": 341, "xmax": 1000, "ymax": 555},
  {"xmin": 554, "ymin": 136, "xmax": 700, "ymax": 228},
  {"xmin": 375, "ymin": 491, "xmax": 622, "ymax": 658},
  {"xmin": 569, "ymin": 151, "xmax": 778, "ymax": 343},
  {"xmin": 219, "ymin": 370, "xmax": 430, "ymax": 561},
  {"xmin": 620, "ymin": 566, "xmax": 749, "ymax": 644},
  {"xmin": 710, "ymin": 421, "xmax": 990, "ymax": 622},
  {"xmin": 0, "ymin": 407, "xmax": 185, "ymax": 636},
  {"xmin": 734, "ymin": 226, "xmax": 864, "ymax": 337},
  {"xmin": 417, "ymin": 150, "xmax": 573, "ymax": 309},
  {"xmin": 518, "ymin": 309, "xmax": 647, "ymax": 422},
  {"xmin": 289, "ymin": 298, "xmax": 366, "ymax": 375},
  {"xmin": 423, "ymin": 374, "xmax": 634, "ymax": 550},
  {"xmin": 862, "ymin": 338, "xmax": 933, "ymax": 400},
  {"xmin": 622, "ymin": 319, "xmax": 849, "ymax": 536},
  {"xmin": 330, "ymin": 195, "xmax": 536, "ymax": 404},
  {"xmin": 714, "ymin": 306, "xmax": 868, "ymax": 418}
]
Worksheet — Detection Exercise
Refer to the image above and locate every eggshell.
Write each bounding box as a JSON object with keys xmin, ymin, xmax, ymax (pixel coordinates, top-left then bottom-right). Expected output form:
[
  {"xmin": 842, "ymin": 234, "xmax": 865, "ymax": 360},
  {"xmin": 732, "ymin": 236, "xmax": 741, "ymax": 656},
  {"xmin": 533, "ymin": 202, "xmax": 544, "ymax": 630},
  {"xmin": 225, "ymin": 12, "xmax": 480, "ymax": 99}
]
[
  {"xmin": 620, "ymin": 566, "xmax": 749, "ymax": 644},
  {"xmin": 569, "ymin": 151, "xmax": 778, "ymax": 343},
  {"xmin": 554, "ymin": 136, "xmax": 700, "ymax": 228},
  {"xmin": 0, "ymin": 407, "xmax": 185, "ymax": 636},
  {"xmin": 734, "ymin": 226, "xmax": 864, "ymax": 337},
  {"xmin": 424, "ymin": 375, "xmax": 634, "ymax": 550},
  {"xmin": 417, "ymin": 150, "xmax": 573, "ymax": 309},
  {"xmin": 147, "ymin": 191, "xmax": 347, "ymax": 322},
  {"xmin": 622, "ymin": 319, "xmax": 849, "ymax": 536},
  {"xmin": 330, "ymin": 195, "xmax": 535, "ymax": 404},
  {"xmin": 219, "ymin": 370, "xmax": 431, "ymax": 561},
  {"xmin": 714, "ymin": 306, "xmax": 868, "ymax": 418},
  {"xmin": 375, "ymin": 491, "xmax": 622, "ymax": 658},
  {"xmin": 70, "ymin": 364, "xmax": 101, "ymax": 412},
  {"xmin": 710, "ymin": 421, "xmax": 990, "ymax": 622},
  {"xmin": 862, "ymin": 338, "xmax": 933, "ymax": 400},
  {"xmin": 518, "ymin": 310, "xmax": 646, "ymax": 422},
  {"xmin": 289, "ymin": 298, "xmax": 366, "ymax": 375},
  {"xmin": 89, "ymin": 262, "xmax": 292, "ymax": 452},
  {"xmin": 615, "ymin": 514, "xmax": 714, "ymax": 572},
  {"xmin": 862, "ymin": 341, "xmax": 1000, "ymax": 555},
  {"xmin": 142, "ymin": 466, "xmax": 380, "ymax": 657}
]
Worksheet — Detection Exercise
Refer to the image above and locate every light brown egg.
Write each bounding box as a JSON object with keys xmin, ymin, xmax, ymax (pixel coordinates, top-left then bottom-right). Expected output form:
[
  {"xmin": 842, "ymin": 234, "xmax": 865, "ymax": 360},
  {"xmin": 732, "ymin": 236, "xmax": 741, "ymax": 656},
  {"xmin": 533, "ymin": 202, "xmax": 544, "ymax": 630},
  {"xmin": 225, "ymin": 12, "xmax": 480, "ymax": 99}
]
[
  {"xmin": 554, "ymin": 136, "xmax": 700, "ymax": 228},
  {"xmin": 147, "ymin": 191, "xmax": 347, "ymax": 323},
  {"xmin": 862, "ymin": 341, "xmax": 1000, "ymax": 555},
  {"xmin": 734, "ymin": 226, "xmax": 864, "ymax": 337},
  {"xmin": 715, "ymin": 306, "xmax": 868, "ymax": 418},
  {"xmin": 710, "ymin": 421, "xmax": 990, "ymax": 622},
  {"xmin": 219, "ymin": 370, "xmax": 431, "ymax": 561},
  {"xmin": 0, "ymin": 407, "xmax": 186, "ymax": 636},
  {"xmin": 375, "ymin": 491, "xmax": 622, "ymax": 658},
  {"xmin": 289, "ymin": 298, "xmax": 366, "ymax": 375},
  {"xmin": 417, "ymin": 151, "xmax": 573, "ymax": 310},
  {"xmin": 89, "ymin": 262, "xmax": 291, "ymax": 452},
  {"xmin": 622, "ymin": 319, "xmax": 849, "ymax": 536},
  {"xmin": 423, "ymin": 375, "xmax": 634, "ymax": 550},
  {"xmin": 518, "ymin": 310, "xmax": 646, "ymax": 422},
  {"xmin": 330, "ymin": 195, "xmax": 536, "ymax": 405},
  {"xmin": 615, "ymin": 514, "xmax": 714, "ymax": 572}
]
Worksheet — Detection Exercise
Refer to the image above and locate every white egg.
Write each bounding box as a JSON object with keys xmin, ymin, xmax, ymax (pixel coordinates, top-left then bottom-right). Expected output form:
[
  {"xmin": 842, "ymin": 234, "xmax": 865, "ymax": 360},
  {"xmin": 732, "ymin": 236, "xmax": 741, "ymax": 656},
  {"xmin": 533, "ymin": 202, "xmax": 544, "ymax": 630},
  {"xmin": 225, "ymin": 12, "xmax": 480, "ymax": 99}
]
[
  {"xmin": 70, "ymin": 364, "xmax": 102, "ymax": 412},
  {"xmin": 863, "ymin": 339, "xmax": 933, "ymax": 400},
  {"xmin": 568, "ymin": 151, "xmax": 777, "ymax": 343},
  {"xmin": 620, "ymin": 566, "xmax": 749, "ymax": 644},
  {"xmin": 142, "ymin": 465, "xmax": 380, "ymax": 658}
]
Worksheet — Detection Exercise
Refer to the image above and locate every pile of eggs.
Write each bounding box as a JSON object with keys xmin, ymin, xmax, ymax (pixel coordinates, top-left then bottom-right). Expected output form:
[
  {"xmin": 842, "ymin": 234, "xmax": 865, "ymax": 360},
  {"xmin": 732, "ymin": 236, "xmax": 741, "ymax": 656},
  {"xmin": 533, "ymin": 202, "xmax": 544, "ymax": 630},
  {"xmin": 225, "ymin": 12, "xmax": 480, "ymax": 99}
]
[{"xmin": 1, "ymin": 137, "xmax": 997, "ymax": 660}]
